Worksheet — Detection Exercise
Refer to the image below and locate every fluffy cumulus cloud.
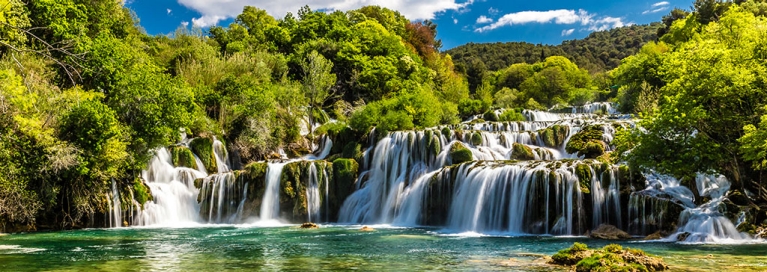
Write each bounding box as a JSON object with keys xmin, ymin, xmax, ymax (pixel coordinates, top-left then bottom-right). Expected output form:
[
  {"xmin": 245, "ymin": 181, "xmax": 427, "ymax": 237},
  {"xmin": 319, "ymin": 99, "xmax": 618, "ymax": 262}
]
[
  {"xmin": 643, "ymin": 1, "xmax": 670, "ymax": 15},
  {"xmin": 475, "ymin": 9, "xmax": 627, "ymax": 33},
  {"xmin": 561, "ymin": 28, "xmax": 575, "ymax": 36},
  {"xmin": 476, "ymin": 15, "xmax": 493, "ymax": 24},
  {"xmin": 178, "ymin": 0, "xmax": 475, "ymax": 27}
]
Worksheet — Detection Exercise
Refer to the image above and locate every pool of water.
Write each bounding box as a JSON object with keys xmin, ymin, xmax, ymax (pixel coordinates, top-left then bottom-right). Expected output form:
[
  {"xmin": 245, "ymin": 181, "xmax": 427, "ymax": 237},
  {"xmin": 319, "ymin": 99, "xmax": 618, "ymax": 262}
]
[{"xmin": 1, "ymin": 225, "xmax": 766, "ymax": 271}]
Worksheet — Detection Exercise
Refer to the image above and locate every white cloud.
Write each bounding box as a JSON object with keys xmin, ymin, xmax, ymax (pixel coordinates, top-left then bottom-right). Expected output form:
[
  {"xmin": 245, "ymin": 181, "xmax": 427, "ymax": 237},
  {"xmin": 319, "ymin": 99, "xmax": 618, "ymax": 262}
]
[
  {"xmin": 474, "ymin": 9, "xmax": 627, "ymax": 33},
  {"xmin": 167, "ymin": 9, "xmax": 172, "ymax": 15},
  {"xmin": 476, "ymin": 15, "xmax": 493, "ymax": 24},
  {"xmin": 643, "ymin": 1, "xmax": 670, "ymax": 14},
  {"xmin": 561, "ymin": 28, "xmax": 575, "ymax": 36},
  {"xmin": 181, "ymin": 21, "xmax": 190, "ymax": 27},
  {"xmin": 488, "ymin": 7, "xmax": 499, "ymax": 15},
  {"xmin": 179, "ymin": 0, "xmax": 477, "ymax": 27},
  {"xmin": 454, "ymin": 18, "xmax": 459, "ymax": 24}
]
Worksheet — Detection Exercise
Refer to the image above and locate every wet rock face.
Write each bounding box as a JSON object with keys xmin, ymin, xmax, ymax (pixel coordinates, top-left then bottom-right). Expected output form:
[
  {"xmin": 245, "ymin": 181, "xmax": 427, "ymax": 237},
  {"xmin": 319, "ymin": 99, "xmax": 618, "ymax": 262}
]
[{"xmin": 589, "ymin": 224, "xmax": 632, "ymax": 240}]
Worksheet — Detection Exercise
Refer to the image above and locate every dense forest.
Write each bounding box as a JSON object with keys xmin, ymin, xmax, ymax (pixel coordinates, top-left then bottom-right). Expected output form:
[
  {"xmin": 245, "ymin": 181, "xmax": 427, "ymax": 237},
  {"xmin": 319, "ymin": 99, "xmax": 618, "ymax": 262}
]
[
  {"xmin": 446, "ymin": 23, "xmax": 661, "ymax": 74},
  {"xmin": 1, "ymin": 0, "xmax": 767, "ymax": 233}
]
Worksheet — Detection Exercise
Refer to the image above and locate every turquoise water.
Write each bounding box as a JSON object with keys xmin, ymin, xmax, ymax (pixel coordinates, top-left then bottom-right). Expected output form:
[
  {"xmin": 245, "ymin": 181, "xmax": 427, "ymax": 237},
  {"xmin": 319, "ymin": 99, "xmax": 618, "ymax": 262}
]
[{"xmin": 1, "ymin": 225, "xmax": 766, "ymax": 271}]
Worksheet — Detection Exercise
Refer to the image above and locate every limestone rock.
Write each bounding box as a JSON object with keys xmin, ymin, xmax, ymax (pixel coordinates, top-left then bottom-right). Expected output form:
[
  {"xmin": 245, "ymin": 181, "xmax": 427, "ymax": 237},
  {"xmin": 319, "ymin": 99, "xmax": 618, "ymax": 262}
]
[
  {"xmin": 300, "ymin": 222, "xmax": 319, "ymax": 229},
  {"xmin": 590, "ymin": 224, "xmax": 632, "ymax": 240}
]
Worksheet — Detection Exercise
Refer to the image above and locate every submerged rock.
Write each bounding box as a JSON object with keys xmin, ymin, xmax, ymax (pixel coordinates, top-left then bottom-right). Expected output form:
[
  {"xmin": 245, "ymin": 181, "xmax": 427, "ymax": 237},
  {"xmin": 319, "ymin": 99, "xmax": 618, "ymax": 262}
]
[
  {"xmin": 550, "ymin": 243, "xmax": 667, "ymax": 271},
  {"xmin": 360, "ymin": 226, "xmax": 375, "ymax": 231},
  {"xmin": 590, "ymin": 224, "xmax": 631, "ymax": 240},
  {"xmin": 300, "ymin": 222, "xmax": 319, "ymax": 229}
]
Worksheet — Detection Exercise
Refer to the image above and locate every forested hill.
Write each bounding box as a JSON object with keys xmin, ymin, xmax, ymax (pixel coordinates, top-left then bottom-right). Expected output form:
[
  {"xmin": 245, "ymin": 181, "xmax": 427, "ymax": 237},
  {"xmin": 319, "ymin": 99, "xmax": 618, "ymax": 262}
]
[{"xmin": 446, "ymin": 23, "xmax": 662, "ymax": 73}]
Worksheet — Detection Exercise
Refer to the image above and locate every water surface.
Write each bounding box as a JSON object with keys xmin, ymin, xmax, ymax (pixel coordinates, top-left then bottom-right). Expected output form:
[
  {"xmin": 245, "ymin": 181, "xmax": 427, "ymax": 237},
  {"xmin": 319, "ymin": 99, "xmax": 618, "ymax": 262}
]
[{"xmin": 1, "ymin": 225, "xmax": 765, "ymax": 271}]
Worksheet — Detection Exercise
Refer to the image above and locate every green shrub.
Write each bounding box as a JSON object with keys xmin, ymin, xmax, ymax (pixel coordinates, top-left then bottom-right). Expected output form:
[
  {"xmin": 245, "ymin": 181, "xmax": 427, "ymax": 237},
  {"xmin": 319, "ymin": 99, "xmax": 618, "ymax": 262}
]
[
  {"xmin": 499, "ymin": 109, "xmax": 525, "ymax": 122},
  {"xmin": 449, "ymin": 143, "xmax": 473, "ymax": 165}
]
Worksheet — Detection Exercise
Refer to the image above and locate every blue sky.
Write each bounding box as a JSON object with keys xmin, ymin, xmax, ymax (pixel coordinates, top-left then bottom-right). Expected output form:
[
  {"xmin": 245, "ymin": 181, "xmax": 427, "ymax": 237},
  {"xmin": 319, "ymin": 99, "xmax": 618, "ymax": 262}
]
[{"xmin": 125, "ymin": 0, "xmax": 691, "ymax": 49}]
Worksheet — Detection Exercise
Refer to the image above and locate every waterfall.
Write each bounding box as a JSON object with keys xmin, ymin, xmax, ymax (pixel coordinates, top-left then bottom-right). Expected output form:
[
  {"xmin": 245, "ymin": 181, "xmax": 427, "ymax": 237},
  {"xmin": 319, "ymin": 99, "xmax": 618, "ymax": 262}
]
[
  {"xmin": 590, "ymin": 166, "xmax": 622, "ymax": 229},
  {"xmin": 212, "ymin": 138, "xmax": 230, "ymax": 173},
  {"xmin": 306, "ymin": 163, "xmax": 326, "ymax": 223},
  {"xmin": 260, "ymin": 162, "xmax": 287, "ymax": 221},
  {"xmin": 107, "ymin": 180, "xmax": 122, "ymax": 228},
  {"xmin": 629, "ymin": 172, "xmax": 751, "ymax": 242},
  {"xmin": 133, "ymin": 148, "xmax": 207, "ymax": 226}
]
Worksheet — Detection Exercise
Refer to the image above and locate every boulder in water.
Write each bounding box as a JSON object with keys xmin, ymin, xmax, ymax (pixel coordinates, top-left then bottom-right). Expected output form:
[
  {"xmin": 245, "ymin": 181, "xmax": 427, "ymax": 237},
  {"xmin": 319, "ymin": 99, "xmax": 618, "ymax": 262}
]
[
  {"xmin": 644, "ymin": 231, "xmax": 663, "ymax": 240},
  {"xmin": 300, "ymin": 223, "xmax": 319, "ymax": 229},
  {"xmin": 550, "ymin": 243, "xmax": 667, "ymax": 271},
  {"xmin": 589, "ymin": 224, "xmax": 632, "ymax": 240}
]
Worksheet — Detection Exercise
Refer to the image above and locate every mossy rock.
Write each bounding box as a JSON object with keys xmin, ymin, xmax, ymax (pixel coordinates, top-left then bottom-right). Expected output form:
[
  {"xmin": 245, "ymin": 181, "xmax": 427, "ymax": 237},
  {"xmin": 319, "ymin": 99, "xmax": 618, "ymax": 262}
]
[
  {"xmin": 511, "ymin": 143, "xmax": 535, "ymax": 160},
  {"xmin": 427, "ymin": 134, "xmax": 441, "ymax": 157},
  {"xmin": 342, "ymin": 141, "xmax": 362, "ymax": 160},
  {"xmin": 189, "ymin": 137, "xmax": 217, "ymax": 173},
  {"xmin": 331, "ymin": 158, "xmax": 359, "ymax": 221},
  {"xmin": 471, "ymin": 132, "xmax": 483, "ymax": 146},
  {"xmin": 575, "ymin": 163, "xmax": 593, "ymax": 194},
  {"xmin": 441, "ymin": 127, "xmax": 451, "ymax": 138},
  {"xmin": 566, "ymin": 125, "xmax": 607, "ymax": 159},
  {"xmin": 539, "ymin": 125, "xmax": 570, "ymax": 148},
  {"xmin": 551, "ymin": 243, "xmax": 668, "ymax": 271},
  {"xmin": 483, "ymin": 111, "xmax": 499, "ymax": 122},
  {"xmin": 449, "ymin": 142, "xmax": 473, "ymax": 165},
  {"xmin": 169, "ymin": 145, "xmax": 199, "ymax": 169},
  {"xmin": 133, "ymin": 178, "xmax": 153, "ymax": 208}
]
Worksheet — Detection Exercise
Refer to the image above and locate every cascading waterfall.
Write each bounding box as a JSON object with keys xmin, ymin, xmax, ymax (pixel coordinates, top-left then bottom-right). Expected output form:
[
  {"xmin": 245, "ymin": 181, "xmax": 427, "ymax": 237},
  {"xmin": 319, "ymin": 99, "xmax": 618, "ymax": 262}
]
[
  {"xmin": 133, "ymin": 148, "xmax": 208, "ymax": 226},
  {"xmin": 590, "ymin": 166, "xmax": 622, "ymax": 229},
  {"xmin": 629, "ymin": 172, "xmax": 751, "ymax": 242},
  {"xmin": 305, "ymin": 163, "xmax": 329, "ymax": 223},
  {"xmin": 260, "ymin": 162, "xmax": 287, "ymax": 221},
  {"xmin": 107, "ymin": 180, "xmax": 122, "ymax": 228}
]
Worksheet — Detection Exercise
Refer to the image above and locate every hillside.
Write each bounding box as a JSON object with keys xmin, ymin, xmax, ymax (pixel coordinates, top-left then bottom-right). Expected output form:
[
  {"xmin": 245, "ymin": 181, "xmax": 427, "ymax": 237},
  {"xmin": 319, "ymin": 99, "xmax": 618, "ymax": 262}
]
[{"xmin": 446, "ymin": 23, "xmax": 662, "ymax": 73}]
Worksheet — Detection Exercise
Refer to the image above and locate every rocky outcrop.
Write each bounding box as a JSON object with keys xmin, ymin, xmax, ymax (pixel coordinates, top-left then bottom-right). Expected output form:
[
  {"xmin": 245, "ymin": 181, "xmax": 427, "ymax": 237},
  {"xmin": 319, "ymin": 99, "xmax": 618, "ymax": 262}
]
[
  {"xmin": 329, "ymin": 158, "xmax": 358, "ymax": 221},
  {"xmin": 511, "ymin": 143, "xmax": 535, "ymax": 160},
  {"xmin": 449, "ymin": 142, "xmax": 473, "ymax": 165},
  {"xmin": 538, "ymin": 125, "xmax": 570, "ymax": 148},
  {"xmin": 550, "ymin": 243, "xmax": 667, "ymax": 271},
  {"xmin": 169, "ymin": 146, "xmax": 198, "ymax": 169},
  {"xmin": 565, "ymin": 125, "xmax": 607, "ymax": 159},
  {"xmin": 590, "ymin": 224, "xmax": 632, "ymax": 240},
  {"xmin": 279, "ymin": 161, "xmax": 333, "ymax": 223},
  {"xmin": 189, "ymin": 137, "xmax": 217, "ymax": 173}
]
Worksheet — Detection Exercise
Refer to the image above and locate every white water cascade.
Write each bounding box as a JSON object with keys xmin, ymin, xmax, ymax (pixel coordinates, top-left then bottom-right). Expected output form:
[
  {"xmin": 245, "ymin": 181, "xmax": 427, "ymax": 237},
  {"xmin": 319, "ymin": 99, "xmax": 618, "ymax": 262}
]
[
  {"xmin": 260, "ymin": 162, "xmax": 287, "ymax": 221},
  {"xmin": 133, "ymin": 148, "xmax": 208, "ymax": 226},
  {"xmin": 630, "ymin": 172, "xmax": 751, "ymax": 243},
  {"xmin": 107, "ymin": 180, "xmax": 123, "ymax": 228}
]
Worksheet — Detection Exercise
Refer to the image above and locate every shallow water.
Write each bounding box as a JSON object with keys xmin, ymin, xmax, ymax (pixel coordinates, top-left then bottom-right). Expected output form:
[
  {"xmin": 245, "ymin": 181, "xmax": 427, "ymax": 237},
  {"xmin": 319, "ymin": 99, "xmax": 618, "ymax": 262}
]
[{"xmin": 1, "ymin": 226, "xmax": 766, "ymax": 271}]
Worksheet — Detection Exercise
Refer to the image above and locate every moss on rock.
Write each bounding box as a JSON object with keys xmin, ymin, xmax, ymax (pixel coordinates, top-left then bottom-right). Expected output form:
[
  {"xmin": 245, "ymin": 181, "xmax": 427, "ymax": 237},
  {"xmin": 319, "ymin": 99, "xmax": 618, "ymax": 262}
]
[
  {"xmin": 551, "ymin": 243, "xmax": 668, "ymax": 271},
  {"xmin": 575, "ymin": 163, "xmax": 593, "ymax": 194},
  {"xmin": 471, "ymin": 132, "xmax": 483, "ymax": 146},
  {"xmin": 540, "ymin": 125, "xmax": 570, "ymax": 148},
  {"xmin": 331, "ymin": 158, "xmax": 358, "ymax": 221},
  {"xmin": 169, "ymin": 146, "xmax": 199, "ymax": 169},
  {"xmin": 511, "ymin": 143, "xmax": 535, "ymax": 160},
  {"xmin": 449, "ymin": 142, "xmax": 473, "ymax": 165},
  {"xmin": 189, "ymin": 137, "xmax": 217, "ymax": 173},
  {"xmin": 566, "ymin": 125, "xmax": 607, "ymax": 159},
  {"xmin": 133, "ymin": 178, "xmax": 153, "ymax": 208}
]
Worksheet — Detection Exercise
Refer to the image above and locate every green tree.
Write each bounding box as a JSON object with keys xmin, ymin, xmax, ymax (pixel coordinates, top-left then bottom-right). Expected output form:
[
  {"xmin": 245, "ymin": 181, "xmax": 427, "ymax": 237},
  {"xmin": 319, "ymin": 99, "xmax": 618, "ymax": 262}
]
[{"xmin": 301, "ymin": 50, "xmax": 336, "ymax": 129}]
